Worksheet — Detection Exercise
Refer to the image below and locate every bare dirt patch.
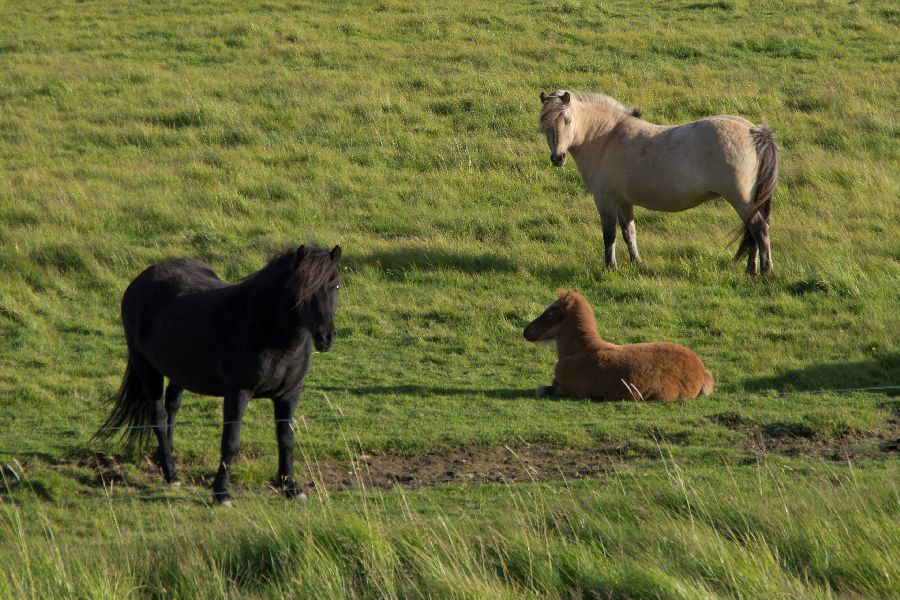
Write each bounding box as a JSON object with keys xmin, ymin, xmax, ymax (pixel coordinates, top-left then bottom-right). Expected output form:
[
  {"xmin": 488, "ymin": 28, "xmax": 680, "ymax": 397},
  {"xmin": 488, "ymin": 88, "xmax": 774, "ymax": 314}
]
[
  {"xmin": 5, "ymin": 422, "xmax": 897, "ymax": 503},
  {"xmin": 706, "ymin": 412, "xmax": 899, "ymax": 462},
  {"xmin": 746, "ymin": 419, "xmax": 899, "ymax": 462},
  {"xmin": 297, "ymin": 443, "xmax": 653, "ymax": 494}
]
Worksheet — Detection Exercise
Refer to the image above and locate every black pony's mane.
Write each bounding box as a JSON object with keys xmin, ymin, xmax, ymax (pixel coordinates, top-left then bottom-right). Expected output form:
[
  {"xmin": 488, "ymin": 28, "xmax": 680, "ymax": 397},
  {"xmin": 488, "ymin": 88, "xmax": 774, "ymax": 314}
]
[{"xmin": 245, "ymin": 245, "xmax": 338, "ymax": 303}]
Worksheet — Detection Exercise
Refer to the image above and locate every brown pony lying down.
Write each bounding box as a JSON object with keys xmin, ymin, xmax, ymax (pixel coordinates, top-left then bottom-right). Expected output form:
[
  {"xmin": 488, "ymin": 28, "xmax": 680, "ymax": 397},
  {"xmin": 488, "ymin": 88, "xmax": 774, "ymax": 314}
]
[{"xmin": 523, "ymin": 290, "xmax": 713, "ymax": 401}]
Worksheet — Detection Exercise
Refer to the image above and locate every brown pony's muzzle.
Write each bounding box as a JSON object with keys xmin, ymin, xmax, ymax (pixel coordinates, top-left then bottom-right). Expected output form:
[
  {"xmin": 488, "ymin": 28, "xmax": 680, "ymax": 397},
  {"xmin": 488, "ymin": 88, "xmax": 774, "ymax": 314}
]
[
  {"xmin": 551, "ymin": 153, "xmax": 566, "ymax": 167},
  {"xmin": 523, "ymin": 321, "xmax": 541, "ymax": 342}
]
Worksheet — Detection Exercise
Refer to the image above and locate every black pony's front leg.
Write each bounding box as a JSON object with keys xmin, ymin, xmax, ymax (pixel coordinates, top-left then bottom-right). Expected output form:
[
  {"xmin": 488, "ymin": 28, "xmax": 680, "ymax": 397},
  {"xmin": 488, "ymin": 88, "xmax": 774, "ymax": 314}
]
[
  {"xmin": 273, "ymin": 394, "xmax": 303, "ymax": 499},
  {"xmin": 213, "ymin": 389, "xmax": 251, "ymax": 506}
]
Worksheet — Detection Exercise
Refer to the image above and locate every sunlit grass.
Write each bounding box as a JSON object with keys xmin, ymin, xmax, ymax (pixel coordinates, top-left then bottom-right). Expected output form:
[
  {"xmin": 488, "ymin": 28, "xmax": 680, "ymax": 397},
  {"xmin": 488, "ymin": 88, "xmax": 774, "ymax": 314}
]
[{"xmin": 0, "ymin": 0, "xmax": 898, "ymax": 596}]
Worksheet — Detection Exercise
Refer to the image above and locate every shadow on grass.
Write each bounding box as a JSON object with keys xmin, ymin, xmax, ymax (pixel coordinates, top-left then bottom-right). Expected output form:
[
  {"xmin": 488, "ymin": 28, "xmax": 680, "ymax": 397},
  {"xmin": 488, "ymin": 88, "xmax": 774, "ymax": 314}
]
[
  {"xmin": 743, "ymin": 353, "xmax": 900, "ymax": 395},
  {"xmin": 344, "ymin": 244, "xmax": 584, "ymax": 282},
  {"xmin": 321, "ymin": 384, "xmax": 534, "ymax": 400},
  {"xmin": 346, "ymin": 246, "xmax": 519, "ymax": 275}
]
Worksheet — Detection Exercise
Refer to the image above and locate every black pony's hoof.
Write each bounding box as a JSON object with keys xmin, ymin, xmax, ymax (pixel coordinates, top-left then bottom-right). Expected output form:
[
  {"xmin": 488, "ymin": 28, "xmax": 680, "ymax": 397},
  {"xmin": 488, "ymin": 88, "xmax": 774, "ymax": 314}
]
[
  {"xmin": 168, "ymin": 479, "xmax": 182, "ymax": 488},
  {"xmin": 281, "ymin": 484, "xmax": 307, "ymax": 501},
  {"xmin": 213, "ymin": 491, "xmax": 233, "ymax": 507}
]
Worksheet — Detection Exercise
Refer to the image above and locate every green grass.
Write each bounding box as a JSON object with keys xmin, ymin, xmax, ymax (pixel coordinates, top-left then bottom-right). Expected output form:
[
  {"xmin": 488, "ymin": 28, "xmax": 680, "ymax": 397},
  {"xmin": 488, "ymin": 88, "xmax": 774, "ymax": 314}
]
[
  {"xmin": 0, "ymin": 0, "xmax": 898, "ymax": 596},
  {"xmin": 3, "ymin": 461, "xmax": 898, "ymax": 598}
]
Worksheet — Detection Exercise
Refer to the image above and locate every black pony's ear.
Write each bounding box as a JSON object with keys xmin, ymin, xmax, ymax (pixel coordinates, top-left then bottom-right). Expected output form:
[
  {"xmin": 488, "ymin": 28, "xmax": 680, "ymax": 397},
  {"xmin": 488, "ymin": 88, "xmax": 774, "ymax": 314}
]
[
  {"xmin": 290, "ymin": 245, "xmax": 306, "ymax": 269},
  {"xmin": 330, "ymin": 245, "xmax": 342, "ymax": 262},
  {"xmin": 540, "ymin": 91, "xmax": 547, "ymax": 103},
  {"xmin": 561, "ymin": 92, "xmax": 571, "ymax": 105}
]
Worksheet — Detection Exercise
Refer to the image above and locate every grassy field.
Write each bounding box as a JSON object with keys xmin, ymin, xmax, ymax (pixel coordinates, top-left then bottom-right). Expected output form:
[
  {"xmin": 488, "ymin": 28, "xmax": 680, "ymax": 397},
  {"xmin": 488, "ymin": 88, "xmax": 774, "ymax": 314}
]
[{"xmin": 1, "ymin": 0, "xmax": 898, "ymax": 597}]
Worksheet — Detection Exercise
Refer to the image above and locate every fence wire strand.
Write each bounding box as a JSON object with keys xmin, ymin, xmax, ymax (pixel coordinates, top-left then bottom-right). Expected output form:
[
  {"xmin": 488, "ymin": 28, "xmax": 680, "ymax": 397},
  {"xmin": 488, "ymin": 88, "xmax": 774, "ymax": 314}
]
[{"xmin": 1, "ymin": 383, "xmax": 897, "ymax": 506}]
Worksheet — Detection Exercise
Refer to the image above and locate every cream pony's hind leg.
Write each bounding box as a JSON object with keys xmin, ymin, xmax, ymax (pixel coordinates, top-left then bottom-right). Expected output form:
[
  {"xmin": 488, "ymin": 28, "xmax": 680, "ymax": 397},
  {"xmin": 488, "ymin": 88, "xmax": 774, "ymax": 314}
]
[
  {"xmin": 594, "ymin": 194, "xmax": 618, "ymax": 269},
  {"xmin": 618, "ymin": 204, "xmax": 642, "ymax": 263},
  {"xmin": 746, "ymin": 236, "xmax": 759, "ymax": 276},
  {"xmin": 751, "ymin": 213, "xmax": 772, "ymax": 274},
  {"xmin": 727, "ymin": 191, "xmax": 770, "ymax": 276}
]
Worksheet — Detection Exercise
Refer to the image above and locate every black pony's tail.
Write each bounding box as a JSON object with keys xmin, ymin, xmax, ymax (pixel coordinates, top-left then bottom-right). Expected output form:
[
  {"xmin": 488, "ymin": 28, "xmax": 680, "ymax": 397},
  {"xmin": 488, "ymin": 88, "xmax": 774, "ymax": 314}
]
[
  {"xmin": 735, "ymin": 124, "xmax": 778, "ymax": 260},
  {"xmin": 92, "ymin": 359, "xmax": 154, "ymax": 451}
]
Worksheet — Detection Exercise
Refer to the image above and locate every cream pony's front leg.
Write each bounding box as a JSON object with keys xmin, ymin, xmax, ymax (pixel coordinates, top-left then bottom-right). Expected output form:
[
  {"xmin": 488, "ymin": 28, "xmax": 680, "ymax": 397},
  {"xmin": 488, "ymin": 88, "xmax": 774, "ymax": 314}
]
[{"xmin": 593, "ymin": 193, "xmax": 619, "ymax": 270}]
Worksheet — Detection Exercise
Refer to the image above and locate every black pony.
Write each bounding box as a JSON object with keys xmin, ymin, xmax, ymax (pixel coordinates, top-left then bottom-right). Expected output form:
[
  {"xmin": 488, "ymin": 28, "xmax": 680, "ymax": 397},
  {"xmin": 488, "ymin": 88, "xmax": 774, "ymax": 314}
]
[{"xmin": 95, "ymin": 244, "xmax": 342, "ymax": 505}]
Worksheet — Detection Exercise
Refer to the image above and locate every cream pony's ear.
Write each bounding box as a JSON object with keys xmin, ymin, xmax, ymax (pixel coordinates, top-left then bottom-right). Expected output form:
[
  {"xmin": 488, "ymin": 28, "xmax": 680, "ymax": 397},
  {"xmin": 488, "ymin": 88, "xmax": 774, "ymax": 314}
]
[
  {"xmin": 540, "ymin": 91, "xmax": 547, "ymax": 103},
  {"xmin": 561, "ymin": 91, "xmax": 571, "ymax": 105}
]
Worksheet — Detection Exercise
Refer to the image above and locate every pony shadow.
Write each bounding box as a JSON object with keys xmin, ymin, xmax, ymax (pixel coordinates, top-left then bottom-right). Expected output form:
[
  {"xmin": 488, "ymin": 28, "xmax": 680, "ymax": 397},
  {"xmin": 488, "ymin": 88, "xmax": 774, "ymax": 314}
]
[
  {"xmin": 0, "ymin": 450, "xmax": 58, "ymax": 462},
  {"xmin": 320, "ymin": 384, "xmax": 534, "ymax": 401},
  {"xmin": 346, "ymin": 244, "xmax": 593, "ymax": 284},
  {"xmin": 346, "ymin": 245, "xmax": 519, "ymax": 276},
  {"xmin": 742, "ymin": 354, "xmax": 900, "ymax": 396}
]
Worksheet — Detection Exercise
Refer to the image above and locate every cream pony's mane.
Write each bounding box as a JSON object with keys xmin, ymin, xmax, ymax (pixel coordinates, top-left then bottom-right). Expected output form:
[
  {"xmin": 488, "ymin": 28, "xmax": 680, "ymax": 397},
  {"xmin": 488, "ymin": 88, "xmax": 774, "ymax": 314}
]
[{"xmin": 539, "ymin": 90, "xmax": 641, "ymax": 131}]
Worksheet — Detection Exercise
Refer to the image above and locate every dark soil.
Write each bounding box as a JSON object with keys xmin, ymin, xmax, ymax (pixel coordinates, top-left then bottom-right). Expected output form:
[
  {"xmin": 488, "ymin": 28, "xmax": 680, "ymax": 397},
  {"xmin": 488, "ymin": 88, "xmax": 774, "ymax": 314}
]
[
  {"xmin": 297, "ymin": 443, "xmax": 649, "ymax": 494},
  {"xmin": 4, "ymin": 420, "xmax": 897, "ymax": 502}
]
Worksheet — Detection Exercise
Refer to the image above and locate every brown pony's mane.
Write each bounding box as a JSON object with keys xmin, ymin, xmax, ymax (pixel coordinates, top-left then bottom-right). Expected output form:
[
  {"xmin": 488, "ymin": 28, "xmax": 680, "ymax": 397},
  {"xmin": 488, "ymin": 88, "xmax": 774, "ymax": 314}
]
[
  {"xmin": 540, "ymin": 90, "xmax": 641, "ymax": 132},
  {"xmin": 558, "ymin": 289, "xmax": 603, "ymax": 345},
  {"xmin": 249, "ymin": 245, "xmax": 339, "ymax": 304}
]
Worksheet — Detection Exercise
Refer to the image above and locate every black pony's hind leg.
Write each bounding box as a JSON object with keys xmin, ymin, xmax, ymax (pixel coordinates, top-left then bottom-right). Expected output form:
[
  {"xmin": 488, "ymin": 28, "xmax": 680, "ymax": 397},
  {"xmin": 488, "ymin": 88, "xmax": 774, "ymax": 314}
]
[
  {"xmin": 162, "ymin": 383, "xmax": 183, "ymax": 484},
  {"xmin": 130, "ymin": 356, "xmax": 178, "ymax": 483}
]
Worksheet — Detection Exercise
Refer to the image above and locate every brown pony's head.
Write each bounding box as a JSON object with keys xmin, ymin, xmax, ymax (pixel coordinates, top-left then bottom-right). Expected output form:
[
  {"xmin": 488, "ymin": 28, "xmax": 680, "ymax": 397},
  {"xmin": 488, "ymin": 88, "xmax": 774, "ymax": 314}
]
[
  {"xmin": 523, "ymin": 289, "xmax": 577, "ymax": 342},
  {"xmin": 539, "ymin": 90, "xmax": 574, "ymax": 167}
]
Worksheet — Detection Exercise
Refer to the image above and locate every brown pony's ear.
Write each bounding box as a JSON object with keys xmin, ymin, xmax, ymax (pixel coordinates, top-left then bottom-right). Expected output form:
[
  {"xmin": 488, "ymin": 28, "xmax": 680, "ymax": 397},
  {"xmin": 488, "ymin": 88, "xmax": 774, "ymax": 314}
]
[
  {"xmin": 330, "ymin": 245, "xmax": 342, "ymax": 262},
  {"xmin": 556, "ymin": 288, "xmax": 575, "ymax": 307},
  {"xmin": 561, "ymin": 92, "xmax": 571, "ymax": 105},
  {"xmin": 540, "ymin": 91, "xmax": 547, "ymax": 103}
]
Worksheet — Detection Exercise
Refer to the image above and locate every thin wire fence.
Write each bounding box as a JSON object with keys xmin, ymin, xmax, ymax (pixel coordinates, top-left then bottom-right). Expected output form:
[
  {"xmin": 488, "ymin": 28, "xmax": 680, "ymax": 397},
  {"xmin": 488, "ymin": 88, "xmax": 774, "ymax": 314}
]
[
  {"xmin": 1, "ymin": 383, "xmax": 896, "ymax": 506},
  {"xmin": 2, "ymin": 383, "xmax": 896, "ymax": 438}
]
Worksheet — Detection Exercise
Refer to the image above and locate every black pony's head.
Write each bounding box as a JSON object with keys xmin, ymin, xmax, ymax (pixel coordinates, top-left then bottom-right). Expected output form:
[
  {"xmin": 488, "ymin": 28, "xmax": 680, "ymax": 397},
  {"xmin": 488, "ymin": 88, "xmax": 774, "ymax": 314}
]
[{"xmin": 287, "ymin": 244, "xmax": 342, "ymax": 351}]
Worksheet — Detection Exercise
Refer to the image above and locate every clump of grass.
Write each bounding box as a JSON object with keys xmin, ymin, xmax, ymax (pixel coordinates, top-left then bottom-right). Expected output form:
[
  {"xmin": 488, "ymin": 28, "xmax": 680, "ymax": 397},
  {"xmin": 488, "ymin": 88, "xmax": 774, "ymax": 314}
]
[{"xmin": 1, "ymin": 461, "xmax": 897, "ymax": 598}]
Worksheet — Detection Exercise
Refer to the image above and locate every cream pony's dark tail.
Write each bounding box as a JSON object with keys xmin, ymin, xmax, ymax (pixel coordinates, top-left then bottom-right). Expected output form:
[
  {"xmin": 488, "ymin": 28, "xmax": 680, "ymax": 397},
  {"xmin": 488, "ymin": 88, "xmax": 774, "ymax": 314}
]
[{"xmin": 735, "ymin": 125, "xmax": 778, "ymax": 260}]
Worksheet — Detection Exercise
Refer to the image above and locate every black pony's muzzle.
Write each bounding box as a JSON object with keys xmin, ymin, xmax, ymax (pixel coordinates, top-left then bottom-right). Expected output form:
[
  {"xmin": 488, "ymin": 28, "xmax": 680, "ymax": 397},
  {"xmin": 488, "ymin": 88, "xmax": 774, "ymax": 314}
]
[
  {"xmin": 523, "ymin": 322, "xmax": 539, "ymax": 342},
  {"xmin": 551, "ymin": 153, "xmax": 566, "ymax": 167},
  {"xmin": 313, "ymin": 330, "xmax": 335, "ymax": 352}
]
